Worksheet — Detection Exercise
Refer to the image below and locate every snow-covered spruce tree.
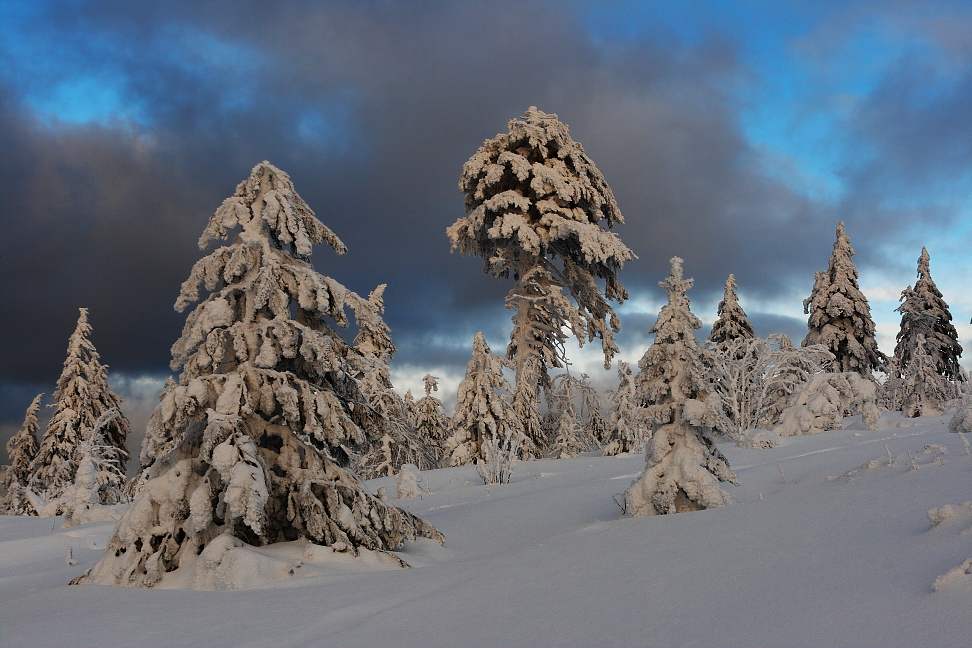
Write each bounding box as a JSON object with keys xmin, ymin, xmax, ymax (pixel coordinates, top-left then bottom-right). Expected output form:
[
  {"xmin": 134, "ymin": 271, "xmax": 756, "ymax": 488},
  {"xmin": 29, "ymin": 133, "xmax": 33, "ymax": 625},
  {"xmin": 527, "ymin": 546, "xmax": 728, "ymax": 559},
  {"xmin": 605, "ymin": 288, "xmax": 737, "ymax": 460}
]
[
  {"xmin": 577, "ymin": 374, "xmax": 609, "ymax": 445},
  {"xmin": 546, "ymin": 373, "xmax": 595, "ymax": 458},
  {"xmin": 0, "ymin": 394, "xmax": 43, "ymax": 515},
  {"xmin": 30, "ymin": 308, "xmax": 129, "ymax": 504},
  {"xmin": 443, "ymin": 332, "xmax": 519, "ymax": 467},
  {"xmin": 802, "ymin": 222, "xmax": 885, "ymax": 375},
  {"xmin": 76, "ymin": 162, "xmax": 441, "ymax": 588},
  {"xmin": 900, "ymin": 334, "xmax": 957, "ymax": 418},
  {"xmin": 449, "ymin": 107, "xmax": 634, "ymax": 453},
  {"xmin": 603, "ymin": 361, "xmax": 646, "ymax": 456},
  {"xmin": 624, "ymin": 258, "xmax": 738, "ymax": 516},
  {"xmin": 708, "ymin": 274, "xmax": 755, "ymax": 346},
  {"xmin": 893, "ymin": 248, "xmax": 963, "ymax": 382},
  {"xmin": 351, "ymin": 286, "xmax": 437, "ymax": 477},
  {"xmin": 414, "ymin": 375, "xmax": 448, "ymax": 460},
  {"xmin": 57, "ymin": 410, "xmax": 129, "ymax": 526}
]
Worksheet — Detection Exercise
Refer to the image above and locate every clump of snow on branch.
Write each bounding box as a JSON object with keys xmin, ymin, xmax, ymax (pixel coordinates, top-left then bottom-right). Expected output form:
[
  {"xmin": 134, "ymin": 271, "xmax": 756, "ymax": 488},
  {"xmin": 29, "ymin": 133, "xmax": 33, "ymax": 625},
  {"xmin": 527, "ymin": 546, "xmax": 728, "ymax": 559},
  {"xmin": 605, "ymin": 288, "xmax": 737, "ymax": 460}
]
[
  {"xmin": 623, "ymin": 258, "xmax": 738, "ymax": 516},
  {"xmin": 802, "ymin": 223, "xmax": 885, "ymax": 376},
  {"xmin": 75, "ymin": 162, "xmax": 441, "ymax": 589},
  {"xmin": 444, "ymin": 333, "xmax": 521, "ymax": 467},
  {"xmin": 449, "ymin": 107, "xmax": 633, "ymax": 454},
  {"xmin": 773, "ymin": 372, "xmax": 880, "ymax": 437}
]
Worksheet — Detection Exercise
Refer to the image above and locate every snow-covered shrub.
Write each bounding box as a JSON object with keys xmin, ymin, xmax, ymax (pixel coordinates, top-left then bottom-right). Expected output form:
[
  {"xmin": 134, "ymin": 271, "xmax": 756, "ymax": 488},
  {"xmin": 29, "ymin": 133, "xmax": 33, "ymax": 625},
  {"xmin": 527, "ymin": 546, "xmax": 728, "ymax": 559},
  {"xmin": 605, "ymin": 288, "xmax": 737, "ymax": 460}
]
[
  {"xmin": 449, "ymin": 107, "xmax": 633, "ymax": 453},
  {"xmin": 702, "ymin": 334, "xmax": 833, "ymax": 435},
  {"xmin": 75, "ymin": 162, "xmax": 441, "ymax": 589},
  {"xmin": 773, "ymin": 372, "xmax": 879, "ymax": 436},
  {"xmin": 394, "ymin": 464, "xmax": 424, "ymax": 499},
  {"xmin": 736, "ymin": 430, "xmax": 779, "ymax": 449},
  {"xmin": 623, "ymin": 258, "xmax": 738, "ymax": 515},
  {"xmin": 802, "ymin": 222, "xmax": 885, "ymax": 376},
  {"xmin": 477, "ymin": 428, "xmax": 524, "ymax": 485},
  {"xmin": 948, "ymin": 400, "xmax": 972, "ymax": 434}
]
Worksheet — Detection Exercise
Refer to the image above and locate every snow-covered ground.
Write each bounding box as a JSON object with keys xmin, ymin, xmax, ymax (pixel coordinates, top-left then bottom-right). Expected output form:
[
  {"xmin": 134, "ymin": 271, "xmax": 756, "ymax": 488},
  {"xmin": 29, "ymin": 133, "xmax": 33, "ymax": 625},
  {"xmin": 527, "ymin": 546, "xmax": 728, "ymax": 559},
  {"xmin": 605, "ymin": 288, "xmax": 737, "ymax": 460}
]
[{"xmin": 2, "ymin": 413, "xmax": 970, "ymax": 647}]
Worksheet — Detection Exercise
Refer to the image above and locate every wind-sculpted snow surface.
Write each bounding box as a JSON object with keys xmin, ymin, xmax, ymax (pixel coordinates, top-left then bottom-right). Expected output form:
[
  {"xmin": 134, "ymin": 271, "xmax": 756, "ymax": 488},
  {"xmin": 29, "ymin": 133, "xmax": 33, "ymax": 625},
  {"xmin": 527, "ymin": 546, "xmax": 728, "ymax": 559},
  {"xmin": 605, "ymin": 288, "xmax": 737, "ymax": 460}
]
[
  {"xmin": 76, "ymin": 162, "xmax": 441, "ymax": 588},
  {"xmin": 5, "ymin": 414, "xmax": 971, "ymax": 646}
]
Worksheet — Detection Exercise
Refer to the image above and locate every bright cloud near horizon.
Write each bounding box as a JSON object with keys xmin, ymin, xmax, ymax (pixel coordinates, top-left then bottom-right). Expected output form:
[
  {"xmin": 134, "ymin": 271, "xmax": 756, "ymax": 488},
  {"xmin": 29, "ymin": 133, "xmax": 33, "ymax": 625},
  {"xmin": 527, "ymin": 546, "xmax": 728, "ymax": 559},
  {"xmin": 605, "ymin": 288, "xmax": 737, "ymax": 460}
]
[{"xmin": 1, "ymin": 0, "xmax": 970, "ymax": 460}]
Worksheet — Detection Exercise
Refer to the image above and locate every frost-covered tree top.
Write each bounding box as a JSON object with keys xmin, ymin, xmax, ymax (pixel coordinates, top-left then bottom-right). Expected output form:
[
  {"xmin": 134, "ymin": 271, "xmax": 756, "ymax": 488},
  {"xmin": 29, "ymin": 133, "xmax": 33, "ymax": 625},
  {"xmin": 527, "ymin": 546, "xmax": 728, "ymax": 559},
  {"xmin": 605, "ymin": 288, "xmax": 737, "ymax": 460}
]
[
  {"xmin": 79, "ymin": 162, "xmax": 441, "ymax": 589},
  {"xmin": 708, "ymin": 274, "xmax": 755, "ymax": 345},
  {"xmin": 7, "ymin": 393, "xmax": 42, "ymax": 482},
  {"xmin": 802, "ymin": 222, "xmax": 885, "ymax": 375},
  {"xmin": 894, "ymin": 247, "xmax": 963, "ymax": 381},
  {"xmin": 449, "ymin": 107, "xmax": 634, "ymax": 451},
  {"xmin": 449, "ymin": 107, "xmax": 633, "ymax": 359},
  {"xmin": 31, "ymin": 308, "xmax": 129, "ymax": 500}
]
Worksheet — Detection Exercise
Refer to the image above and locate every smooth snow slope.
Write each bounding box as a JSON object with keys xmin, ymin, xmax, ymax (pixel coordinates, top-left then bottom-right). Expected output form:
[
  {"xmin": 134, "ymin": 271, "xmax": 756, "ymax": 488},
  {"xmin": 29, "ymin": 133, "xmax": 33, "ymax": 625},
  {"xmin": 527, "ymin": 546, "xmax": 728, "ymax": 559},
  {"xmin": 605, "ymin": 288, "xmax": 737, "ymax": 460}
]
[{"xmin": 2, "ymin": 413, "xmax": 970, "ymax": 647}]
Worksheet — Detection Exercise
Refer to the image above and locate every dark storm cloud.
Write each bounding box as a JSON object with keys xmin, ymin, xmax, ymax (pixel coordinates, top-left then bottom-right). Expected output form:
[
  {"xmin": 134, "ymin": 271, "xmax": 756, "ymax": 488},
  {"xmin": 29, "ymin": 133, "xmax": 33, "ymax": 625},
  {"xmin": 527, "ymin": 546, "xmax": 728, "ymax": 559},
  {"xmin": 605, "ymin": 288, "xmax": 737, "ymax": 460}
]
[{"xmin": 2, "ymin": 0, "xmax": 970, "ymax": 454}]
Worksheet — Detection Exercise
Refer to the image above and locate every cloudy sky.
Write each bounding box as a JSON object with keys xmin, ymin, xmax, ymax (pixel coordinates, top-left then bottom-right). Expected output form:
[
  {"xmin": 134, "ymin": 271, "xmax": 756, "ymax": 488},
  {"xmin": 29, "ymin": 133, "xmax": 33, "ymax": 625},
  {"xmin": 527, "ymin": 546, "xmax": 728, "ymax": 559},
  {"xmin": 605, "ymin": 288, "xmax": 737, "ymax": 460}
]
[{"xmin": 2, "ymin": 0, "xmax": 970, "ymax": 460}]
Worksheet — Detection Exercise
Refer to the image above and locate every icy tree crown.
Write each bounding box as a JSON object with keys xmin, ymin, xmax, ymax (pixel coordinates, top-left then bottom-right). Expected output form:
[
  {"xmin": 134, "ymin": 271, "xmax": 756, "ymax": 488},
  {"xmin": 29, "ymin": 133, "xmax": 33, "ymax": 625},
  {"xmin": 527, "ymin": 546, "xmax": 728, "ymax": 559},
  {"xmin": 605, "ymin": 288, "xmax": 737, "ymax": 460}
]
[{"xmin": 709, "ymin": 273, "xmax": 755, "ymax": 344}]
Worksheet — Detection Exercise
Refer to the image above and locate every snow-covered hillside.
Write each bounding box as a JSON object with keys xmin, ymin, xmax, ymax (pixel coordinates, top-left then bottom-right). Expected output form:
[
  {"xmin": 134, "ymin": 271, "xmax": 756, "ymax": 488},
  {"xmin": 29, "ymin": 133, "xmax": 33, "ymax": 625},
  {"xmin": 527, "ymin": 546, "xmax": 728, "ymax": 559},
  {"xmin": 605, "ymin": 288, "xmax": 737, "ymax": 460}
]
[{"xmin": 2, "ymin": 414, "xmax": 970, "ymax": 647}]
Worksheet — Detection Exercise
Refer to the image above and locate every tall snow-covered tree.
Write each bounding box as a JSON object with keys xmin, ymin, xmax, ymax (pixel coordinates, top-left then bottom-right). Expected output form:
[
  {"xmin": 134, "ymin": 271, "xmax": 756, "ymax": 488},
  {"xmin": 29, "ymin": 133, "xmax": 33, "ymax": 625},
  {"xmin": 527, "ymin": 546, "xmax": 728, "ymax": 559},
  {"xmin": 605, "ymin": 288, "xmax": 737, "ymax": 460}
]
[
  {"xmin": 893, "ymin": 248, "xmax": 963, "ymax": 382},
  {"xmin": 708, "ymin": 274, "xmax": 755, "ymax": 346},
  {"xmin": 546, "ymin": 372, "xmax": 596, "ymax": 458},
  {"xmin": 7, "ymin": 394, "xmax": 42, "ymax": 483},
  {"xmin": 351, "ymin": 286, "xmax": 437, "ymax": 477},
  {"xmin": 30, "ymin": 308, "xmax": 129, "ymax": 502},
  {"xmin": 443, "ymin": 332, "xmax": 519, "ymax": 467},
  {"xmin": 802, "ymin": 222, "xmax": 885, "ymax": 375},
  {"xmin": 0, "ymin": 394, "xmax": 44, "ymax": 515},
  {"xmin": 449, "ymin": 107, "xmax": 634, "ymax": 453},
  {"xmin": 625, "ymin": 257, "xmax": 737, "ymax": 515},
  {"xmin": 76, "ymin": 162, "xmax": 441, "ymax": 588},
  {"xmin": 602, "ymin": 361, "xmax": 646, "ymax": 456},
  {"xmin": 899, "ymin": 334, "xmax": 958, "ymax": 418},
  {"xmin": 414, "ymin": 375, "xmax": 448, "ymax": 460},
  {"xmin": 577, "ymin": 374, "xmax": 608, "ymax": 445}
]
